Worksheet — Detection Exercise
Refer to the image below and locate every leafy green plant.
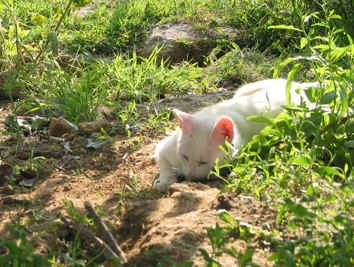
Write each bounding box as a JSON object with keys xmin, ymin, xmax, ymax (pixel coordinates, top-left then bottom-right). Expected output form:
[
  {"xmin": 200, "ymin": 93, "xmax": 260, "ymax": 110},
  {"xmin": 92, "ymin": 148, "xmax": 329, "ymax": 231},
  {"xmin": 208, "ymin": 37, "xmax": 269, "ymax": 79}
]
[
  {"xmin": 107, "ymin": 0, "xmax": 173, "ymax": 52},
  {"xmin": 270, "ymin": 197, "xmax": 354, "ymax": 266},
  {"xmin": 35, "ymin": 60, "xmax": 109, "ymax": 123},
  {"xmin": 200, "ymin": 211, "xmax": 260, "ymax": 267},
  {"xmin": 215, "ymin": 6, "xmax": 354, "ymax": 267},
  {"xmin": 205, "ymin": 43, "xmax": 276, "ymax": 85},
  {"xmin": 0, "ymin": 224, "xmax": 51, "ymax": 266},
  {"xmin": 105, "ymin": 47, "xmax": 203, "ymax": 103}
]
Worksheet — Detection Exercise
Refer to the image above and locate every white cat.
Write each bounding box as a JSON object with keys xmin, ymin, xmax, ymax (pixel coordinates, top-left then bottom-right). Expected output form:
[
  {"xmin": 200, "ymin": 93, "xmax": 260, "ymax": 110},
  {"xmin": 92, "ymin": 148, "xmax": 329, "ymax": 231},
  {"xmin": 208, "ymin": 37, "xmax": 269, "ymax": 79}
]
[{"xmin": 153, "ymin": 79, "xmax": 319, "ymax": 192}]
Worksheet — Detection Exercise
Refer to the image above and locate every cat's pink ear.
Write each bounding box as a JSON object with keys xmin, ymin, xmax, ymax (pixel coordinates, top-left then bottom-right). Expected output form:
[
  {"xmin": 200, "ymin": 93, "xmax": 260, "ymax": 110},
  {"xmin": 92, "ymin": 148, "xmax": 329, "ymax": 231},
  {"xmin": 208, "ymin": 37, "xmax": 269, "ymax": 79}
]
[
  {"xmin": 210, "ymin": 117, "xmax": 235, "ymax": 145},
  {"xmin": 173, "ymin": 109, "xmax": 194, "ymax": 135}
]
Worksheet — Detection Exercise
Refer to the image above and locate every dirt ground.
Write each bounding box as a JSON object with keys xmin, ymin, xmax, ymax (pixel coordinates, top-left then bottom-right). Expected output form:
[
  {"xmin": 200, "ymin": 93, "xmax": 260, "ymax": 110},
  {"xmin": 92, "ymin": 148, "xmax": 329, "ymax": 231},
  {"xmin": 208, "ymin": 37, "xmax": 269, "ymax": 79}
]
[{"xmin": 0, "ymin": 89, "xmax": 278, "ymax": 266}]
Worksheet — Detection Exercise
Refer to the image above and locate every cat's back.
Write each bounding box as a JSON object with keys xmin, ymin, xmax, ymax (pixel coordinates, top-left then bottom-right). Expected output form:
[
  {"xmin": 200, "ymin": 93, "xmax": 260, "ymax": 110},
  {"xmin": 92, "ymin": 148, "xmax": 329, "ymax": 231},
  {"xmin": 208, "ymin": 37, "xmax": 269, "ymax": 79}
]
[
  {"xmin": 234, "ymin": 79, "xmax": 287, "ymax": 98},
  {"xmin": 192, "ymin": 79, "xmax": 291, "ymax": 133}
]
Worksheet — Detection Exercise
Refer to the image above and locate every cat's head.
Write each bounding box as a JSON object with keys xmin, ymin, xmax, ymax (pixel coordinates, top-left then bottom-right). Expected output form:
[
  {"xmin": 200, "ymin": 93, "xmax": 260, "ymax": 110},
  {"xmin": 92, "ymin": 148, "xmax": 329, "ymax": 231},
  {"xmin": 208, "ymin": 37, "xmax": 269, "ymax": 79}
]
[{"xmin": 173, "ymin": 108, "xmax": 235, "ymax": 180}]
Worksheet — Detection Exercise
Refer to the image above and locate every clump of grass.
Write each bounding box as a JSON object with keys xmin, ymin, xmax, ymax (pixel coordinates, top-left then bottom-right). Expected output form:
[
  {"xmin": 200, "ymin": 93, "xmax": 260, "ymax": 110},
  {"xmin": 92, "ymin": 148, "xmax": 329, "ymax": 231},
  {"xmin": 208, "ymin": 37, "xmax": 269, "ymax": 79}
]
[
  {"xmin": 107, "ymin": 0, "xmax": 174, "ymax": 53},
  {"xmin": 204, "ymin": 44, "xmax": 277, "ymax": 85},
  {"xmin": 61, "ymin": 0, "xmax": 116, "ymax": 54},
  {"xmin": 207, "ymin": 7, "xmax": 353, "ymax": 266},
  {"xmin": 0, "ymin": 223, "xmax": 51, "ymax": 266},
  {"xmin": 104, "ymin": 48, "xmax": 204, "ymax": 103}
]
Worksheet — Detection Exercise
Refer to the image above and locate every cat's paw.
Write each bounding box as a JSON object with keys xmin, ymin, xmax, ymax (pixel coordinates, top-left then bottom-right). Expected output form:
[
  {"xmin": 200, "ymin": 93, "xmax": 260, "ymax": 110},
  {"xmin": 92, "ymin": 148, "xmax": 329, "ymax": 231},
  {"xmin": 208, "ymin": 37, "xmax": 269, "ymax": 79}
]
[
  {"xmin": 153, "ymin": 176, "xmax": 176, "ymax": 193},
  {"xmin": 153, "ymin": 178, "xmax": 169, "ymax": 193}
]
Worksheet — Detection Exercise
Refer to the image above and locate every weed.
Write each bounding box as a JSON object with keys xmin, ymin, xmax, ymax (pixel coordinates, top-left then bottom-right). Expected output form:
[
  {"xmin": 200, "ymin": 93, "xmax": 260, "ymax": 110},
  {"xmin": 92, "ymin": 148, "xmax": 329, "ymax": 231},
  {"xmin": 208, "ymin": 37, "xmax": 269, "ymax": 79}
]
[
  {"xmin": 200, "ymin": 211, "xmax": 260, "ymax": 267},
  {"xmin": 105, "ymin": 47, "xmax": 203, "ymax": 103},
  {"xmin": 0, "ymin": 223, "xmax": 51, "ymax": 266},
  {"xmin": 207, "ymin": 6, "xmax": 353, "ymax": 266}
]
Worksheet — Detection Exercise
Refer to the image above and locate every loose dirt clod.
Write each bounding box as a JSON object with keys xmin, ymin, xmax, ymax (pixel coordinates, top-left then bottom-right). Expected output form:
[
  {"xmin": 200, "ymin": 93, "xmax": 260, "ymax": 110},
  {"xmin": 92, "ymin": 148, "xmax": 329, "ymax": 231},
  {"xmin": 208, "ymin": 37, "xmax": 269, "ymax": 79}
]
[{"xmin": 48, "ymin": 117, "xmax": 77, "ymax": 137}]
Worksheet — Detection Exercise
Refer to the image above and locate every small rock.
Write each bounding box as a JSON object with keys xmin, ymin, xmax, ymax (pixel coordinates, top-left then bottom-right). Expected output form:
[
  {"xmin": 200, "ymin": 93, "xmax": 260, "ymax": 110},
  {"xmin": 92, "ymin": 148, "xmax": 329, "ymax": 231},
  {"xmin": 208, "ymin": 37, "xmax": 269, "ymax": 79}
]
[
  {"xmin": 14, "ymin": 143, "xmax": 63, "ymax": 160},
  {"xmin": 75, "ymin": 2, "xmax": 96, "ymax": 17},
  {"xmin": 78, "ymin": 119, "xmax": 111, "ymax": 135},
  {"xmin": 19, "ymin": 178, "xmax": 36, "ymax": 188},
  {"xmin": 140, "ymin": 23, "xmax": 216, "ymax": 64},
  {"xmin": 86, "ymin": 138, "xmax": 109, "ymax": 149},
  {"xmin": 48, "ymin": 117, "xmax": 77, "ymax": 137}
]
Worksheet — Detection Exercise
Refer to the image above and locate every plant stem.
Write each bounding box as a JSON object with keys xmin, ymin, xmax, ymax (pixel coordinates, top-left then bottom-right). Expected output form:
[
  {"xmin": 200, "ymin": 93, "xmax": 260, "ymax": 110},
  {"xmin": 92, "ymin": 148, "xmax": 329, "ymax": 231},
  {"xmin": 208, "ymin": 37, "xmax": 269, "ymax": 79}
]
[{"xmin": 35, "ymin": 0, "xmax": 74, "ymax": 62}]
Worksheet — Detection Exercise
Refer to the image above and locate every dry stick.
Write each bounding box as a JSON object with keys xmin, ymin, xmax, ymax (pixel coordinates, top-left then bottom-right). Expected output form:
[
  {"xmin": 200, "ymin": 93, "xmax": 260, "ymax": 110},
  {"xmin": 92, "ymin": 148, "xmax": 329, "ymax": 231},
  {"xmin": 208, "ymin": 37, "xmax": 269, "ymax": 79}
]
[
  {"xmin": 60, "ymin": 216, "xmax": 123, "ymax": 264},
  {"xmin": 0, "ymin": 196, "xmax": 31, "ymax": 206},
  {"xmin": 84, "ymin": 201, "xmax": 127, "ymax": 264}
]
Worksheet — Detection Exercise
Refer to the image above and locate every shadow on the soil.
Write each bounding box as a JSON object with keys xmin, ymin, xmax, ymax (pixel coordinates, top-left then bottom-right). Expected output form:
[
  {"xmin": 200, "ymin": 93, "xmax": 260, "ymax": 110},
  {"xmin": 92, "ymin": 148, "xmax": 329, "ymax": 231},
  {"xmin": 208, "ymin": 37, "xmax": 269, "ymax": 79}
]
[
  {"xmin": 127, "ymin": 230, "xmax": 205, "ymax": 266},
  {"xmin": 109, "ymin": 184, "xmax": 215, "ymax": 265},
  {"xmin": 0, "ymin": 91, "xmax": 235, "ymax": 263},
  {"xmin": 0, "ymin": 131, "xmax": 128, "ymax": 234}
]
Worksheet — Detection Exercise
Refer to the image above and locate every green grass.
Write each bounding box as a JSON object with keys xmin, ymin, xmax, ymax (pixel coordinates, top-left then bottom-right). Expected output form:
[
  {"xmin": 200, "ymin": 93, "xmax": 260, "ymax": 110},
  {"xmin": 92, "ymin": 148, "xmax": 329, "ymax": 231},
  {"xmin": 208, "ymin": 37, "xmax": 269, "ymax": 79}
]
[
  {"xmin": 208, "ymin": 10, "xmax": 353, "ymax": 266},
  {"xmin": 0, "ymin": 0, "xmax": 353, "ymax": 265}
]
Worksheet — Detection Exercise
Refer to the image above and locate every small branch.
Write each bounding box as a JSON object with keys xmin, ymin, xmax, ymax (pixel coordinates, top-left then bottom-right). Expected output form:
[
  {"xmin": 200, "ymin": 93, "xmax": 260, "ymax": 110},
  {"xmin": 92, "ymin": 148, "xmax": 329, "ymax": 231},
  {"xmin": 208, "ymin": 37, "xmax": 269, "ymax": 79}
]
[
  {"xmin": 84, "ymin": 201, "xmax": 127, "ymax": 264},
  {"xmin": 60, "ymin": 216, "xmax": 124, "ymax": 264},
  {"xmin": 0, "ymin": 196, "xmax": 31, "ymax": 206}
]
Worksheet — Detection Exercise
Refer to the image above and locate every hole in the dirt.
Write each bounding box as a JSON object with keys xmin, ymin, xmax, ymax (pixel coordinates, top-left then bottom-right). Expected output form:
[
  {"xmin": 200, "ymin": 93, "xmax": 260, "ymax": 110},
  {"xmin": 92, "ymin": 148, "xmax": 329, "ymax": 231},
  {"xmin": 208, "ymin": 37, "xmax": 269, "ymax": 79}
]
[
  {"xmin": 176, "ymin": 166, "xmax": 232, "ymax": 184},
  {"xmin": 57, "ymin": 224, "xmax": 106, "ymax": 264},
  {"xmin": 176, "ymin": 175, "xmax": 186, "ymax": 182}
]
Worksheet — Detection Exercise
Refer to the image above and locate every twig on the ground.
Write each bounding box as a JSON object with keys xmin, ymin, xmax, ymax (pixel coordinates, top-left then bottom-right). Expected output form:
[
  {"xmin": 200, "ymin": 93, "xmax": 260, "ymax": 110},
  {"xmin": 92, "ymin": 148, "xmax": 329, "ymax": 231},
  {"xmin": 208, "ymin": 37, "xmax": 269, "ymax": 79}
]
[
  {"xmin": 0, "ymin": 196, "xmax": 31, "ymax": 206},
  {"xmin": 84, "ymin": 201, "xmax": 127, "ymax": 264},
  {"xmin": 60, "ymin": 216, "xmax": 124, "ymax": 264}
]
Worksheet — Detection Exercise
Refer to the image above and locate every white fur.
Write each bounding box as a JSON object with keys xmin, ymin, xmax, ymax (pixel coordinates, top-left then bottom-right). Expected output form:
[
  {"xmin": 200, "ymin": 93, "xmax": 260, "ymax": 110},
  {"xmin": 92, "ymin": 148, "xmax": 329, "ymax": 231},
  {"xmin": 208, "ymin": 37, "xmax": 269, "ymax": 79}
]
[{"xmin": 153, "ymin": 79, "xmax": 318, "ymax": 192}]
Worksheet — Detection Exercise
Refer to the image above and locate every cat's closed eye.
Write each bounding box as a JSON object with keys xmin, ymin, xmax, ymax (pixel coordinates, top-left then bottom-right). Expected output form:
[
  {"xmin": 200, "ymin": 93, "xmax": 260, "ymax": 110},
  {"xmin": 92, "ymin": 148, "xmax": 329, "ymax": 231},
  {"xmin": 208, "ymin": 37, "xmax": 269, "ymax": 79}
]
[{"xmin": 198, "ymin": 161, "xmax": 208, "ymax": 166}]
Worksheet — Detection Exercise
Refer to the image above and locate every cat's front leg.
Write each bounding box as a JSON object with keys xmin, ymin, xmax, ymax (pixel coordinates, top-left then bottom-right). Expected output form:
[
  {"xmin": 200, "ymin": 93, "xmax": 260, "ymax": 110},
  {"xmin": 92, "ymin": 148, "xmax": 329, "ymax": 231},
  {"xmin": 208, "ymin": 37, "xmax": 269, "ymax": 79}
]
[{"xmin": 153, "ymin": 157, "xmax": 178, "ymax": 193}]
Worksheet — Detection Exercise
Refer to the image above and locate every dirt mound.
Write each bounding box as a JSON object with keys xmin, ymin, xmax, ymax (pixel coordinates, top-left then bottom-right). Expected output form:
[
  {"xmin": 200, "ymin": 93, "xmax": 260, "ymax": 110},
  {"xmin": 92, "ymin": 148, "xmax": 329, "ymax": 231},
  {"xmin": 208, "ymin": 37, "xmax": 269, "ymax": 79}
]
[
  {"xmin": 0, "ymin": 89, "xmax": 277, "ymax": 266},
  {"xmin": 117, "ymin": 182, "xmax": 276, "ymax": 266}
]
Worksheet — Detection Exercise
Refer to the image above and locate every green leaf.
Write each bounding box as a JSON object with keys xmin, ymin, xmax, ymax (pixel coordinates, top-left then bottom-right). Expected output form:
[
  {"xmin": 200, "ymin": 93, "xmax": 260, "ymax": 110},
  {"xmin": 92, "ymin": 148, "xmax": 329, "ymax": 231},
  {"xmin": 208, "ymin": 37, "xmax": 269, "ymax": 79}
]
[
  {"xmin": 306, "ymin": 184, "xmax": 315, "ymax": 196},
  {"xmin": 329, "ymin": 14, "xmax": 342, "ymax": 20},
  {"xmin": 313, "ymin": 44, "xmax": 329, "ymax": 51},
  {"xmin": 320, "ymin": 91, "xmax": 336, "ymax": 104},
  {"xmin": 199, "ymin": 249, "xmax": 220, "ymax": 266},
  {"xmin": 276, "ymin": 205, "xmax": 287, "ymax": 224},
  {"xmin": 290, "ymin": 156, "xmax": 313, "ymax": 166},
  {"xmin": 300, "ymin": 37, "xmax": 308, "ymax": 49},
  {"xmin": 239, "ymin": 249, "xmax": 256, "ymax": 267},
  {"xmin": 344, "ymin": 140, "xmax": 354, "ymax": 149},
  {"xmin": 286, "ymin": 64, "xmax": 301, "ymax": 104},
  {"xmin": 247, "ymin": 115, "xmax": 274, "ymax": 125},
  {"xmin": 324, "ymin": 194, "xmax": 337, "ymax": 203},
  {"xmin": 0, "ymin": 0, "xmax": 12, "ymax": 9},
  {"xmin": 73, "ymin": 0, "xmax": 92, "ymax": 8},
  {"xmin": 316, "ymin": 166, "xmax": 345, "ymax": 179},
  {"xmin": 218, "ymin": 211, "xmax": 234, "ymax": 225},
  {"xmin": 328, "ymin": 46, "xmax": 351, "ymax": 62},
  {"xmin": 31, "ymin": 13, "xmax": 47, "ymax": 26},
  {"xmin": 0, "ymin": 2, "xmax": 7, "ymax": 10},
  {"xmin": 273, "ymin": 57, "xmax": 297, "ymax": 78},
  {"xmin": 268, "ymin": 25, "xmax": 303, "ymax": 32},
  {"xmin": 285, "ymin": 199, "xmax": 313, "ymax": 218}
]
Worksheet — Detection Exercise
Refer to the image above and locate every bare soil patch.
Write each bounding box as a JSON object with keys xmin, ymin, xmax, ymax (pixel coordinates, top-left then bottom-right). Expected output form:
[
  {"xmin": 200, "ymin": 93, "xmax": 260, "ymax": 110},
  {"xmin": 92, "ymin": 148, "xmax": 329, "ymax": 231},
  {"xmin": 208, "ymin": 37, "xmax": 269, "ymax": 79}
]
[{"xmin": 0, "ymin": 89, "xmax": 277, "ymax": 266}]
